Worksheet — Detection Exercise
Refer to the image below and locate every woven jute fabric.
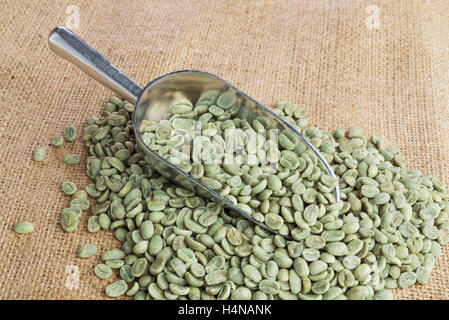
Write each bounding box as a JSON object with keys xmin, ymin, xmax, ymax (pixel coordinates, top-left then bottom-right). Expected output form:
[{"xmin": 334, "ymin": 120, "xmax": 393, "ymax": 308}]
[{"xmin": 1, "ymin": 0, "xmax": 448, "ymax": 300}]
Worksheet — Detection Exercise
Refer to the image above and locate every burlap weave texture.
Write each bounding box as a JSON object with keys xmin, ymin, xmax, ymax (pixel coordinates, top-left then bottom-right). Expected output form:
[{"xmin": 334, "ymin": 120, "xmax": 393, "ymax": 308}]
[{"xmin": 0, "ymin": 0, "xmax": 448, "ymax": 299}]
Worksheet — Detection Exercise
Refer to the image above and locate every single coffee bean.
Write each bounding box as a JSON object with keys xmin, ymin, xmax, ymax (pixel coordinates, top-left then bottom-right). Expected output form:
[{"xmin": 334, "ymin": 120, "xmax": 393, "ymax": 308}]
[
  {"xmin": 51, "ymin": 135, "xmax": 64, "ymax": 147},
  {"xmin": 13, "ymin": 221, "xmax": 35, "ymax": 234},
  {"xmin": 61, "ymin": 181, "xmax": 77, "ymax": 195},
  {"xmin": 33, "ymin": 149, "xmax": 46, "ymax": 162},
  {"xmin": 79, "ymin": 244, "xmax": 98, "ymax": 258},
  {"xmin": 64, "ymin": 125, "xmax": 77, "ymax": 142}
]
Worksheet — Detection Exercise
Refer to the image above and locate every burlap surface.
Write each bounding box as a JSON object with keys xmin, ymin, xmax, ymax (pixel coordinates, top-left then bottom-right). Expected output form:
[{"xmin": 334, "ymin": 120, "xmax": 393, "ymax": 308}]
[{"xmin": 0, "ymin": 0, "xmax": 448, "ymax": 300}]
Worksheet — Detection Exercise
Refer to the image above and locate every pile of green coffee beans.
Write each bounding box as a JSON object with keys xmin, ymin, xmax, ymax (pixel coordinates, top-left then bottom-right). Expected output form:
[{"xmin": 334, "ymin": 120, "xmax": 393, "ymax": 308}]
[{"xmin": 77, "ymin": 95, "xmax": 449, "ymax": 300}]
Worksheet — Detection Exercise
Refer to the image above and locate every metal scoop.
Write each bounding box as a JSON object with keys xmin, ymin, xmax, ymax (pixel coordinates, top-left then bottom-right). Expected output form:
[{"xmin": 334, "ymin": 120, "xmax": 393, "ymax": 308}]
[{"xmin": 48, "ymin": 26, "xmax": 340, "ymax": 237}]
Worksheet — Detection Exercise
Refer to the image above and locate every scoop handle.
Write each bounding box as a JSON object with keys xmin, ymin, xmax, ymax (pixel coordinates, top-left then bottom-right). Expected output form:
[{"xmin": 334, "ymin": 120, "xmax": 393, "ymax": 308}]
[{"xmin": 48, "ymin": 27, "xmax": 142, "ymax": 103}]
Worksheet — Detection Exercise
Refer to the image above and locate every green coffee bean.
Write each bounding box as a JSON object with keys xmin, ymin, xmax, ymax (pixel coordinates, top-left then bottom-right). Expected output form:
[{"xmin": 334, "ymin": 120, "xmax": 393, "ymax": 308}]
[
  {"xmin": 64, "ymin": 125, "xmax": 77, "ymax": 142},
  {"xmin": 170, "ymin": 283, "xmax": 190, "ymax": 296},
  {"xmin": 105, "ymin": 280, "xmax": 128, "ymax": 297},
  {"xmin": 342, "ymin": 255, "xmax": 361, "ymax": 270},
  {"xmin": 265, "ymin": 213, "xmax": 284, "ymax": 230},
  {"xmin": 61, "ymin": 212, "xmax": 79, "ymax": 232},
  {"xmin": 438, "ymin": 226, "xmax": 449, "ymax": 245},
  {"xmin": 63, "ymin": 154, "xmax": 81, "ymax": 164},
  {"xmin": 373, "ymin": 289, "xmax": 393, "ymax": 300},
  {"xmin": 94, "ymin": 264, "xmax": 112, "ymax": 279},
  {"xmin": 354, "ymin": 264, "xmax": 370, "ymax": 282},
  {"xmin": 106, "ymin": 259, "xmax": 125, "ymax": 269},
  {"xmin": 98, "ymin": 213, "xmax": 111, "ymax": 229},
  {"xmin": 231, "ymin": 287, "xmax": 252, "ymax": 300},
  {"xmin": 302, "ymin": 248, "xmax": 320, "ymax": 262},
  {"xmin": 131, "ymin": 258, "xmax": 148, "ymax": 277},
  {"xmin": 51, "ymin": 135, "xmax": 64, "ymax": 147},
  {"xmin": 140, "ymin": 220, "xmax": 154, "ymax": 240},
  {"xmin": 216, "ymin": 91, "xmax": 236, "ymax": 109},
  {"xmin": 398, "ymin": 272, "xmax": 417, "ymax": 288},
  {"xmin": 325, "ymin": 242, "xmax": 348, "ymax": 256},
  {"xmin": 126, "ymin": 282, "xmax": 140, "ymax": 296},
  {"xmin": 311, "ymin": 280, "xmax": 330, "ymax": 295},
  {"xmin": 258, "ymin": 279, "xmax": 280, "ymax": 295},
  {"xmin": 309, "ymin": 260, "xmax": 327, "ymax": 275},
  {"xmin": 242, "ymin": 264, "xmax": 262, "ymax": 283},
  {"xmin": 79, "ymin": 244, "xmax": 97, "ymax": 258},
  {"xmin": 133, "ymin": 240, "xmax": 149, "ymax": 255},
  {"xmin": 87, "ymin": 216, "xmax": 101, "ymax": 233},
  {"xmin": 61, "ymin": 181, "xmax": 77, "ymax": 195},
  {"xmin": 346, "ymin": 286, "xmax": 369, "ymax": 300},
  {"xmin": 33, "ymin": 149, "xmax": 46, "ymax": 162},
  {"xmin": 62, "ymin": 206, "xmax": 82, "ymax": 219},
  {"xmin": 205, "ymin": 270, "xmax": 227, "ymax": 285},
  {"xmin": 305, "ymin": 235, "xmax": 326, "ymax": 249},
  {"xmin": 416, "ymin": 266, "xmax": 430, "ymax": 284},
  {"xmin": 102, "ymin": 249, "xmax": 125, "ymax": 261},
  {"xmin": 120, "ymin": 265, "xmax": 135, "ymax": 283},
  {"xmin": 13, "ymin": 221, "xmax": 35, "ymax": 234}
]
